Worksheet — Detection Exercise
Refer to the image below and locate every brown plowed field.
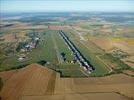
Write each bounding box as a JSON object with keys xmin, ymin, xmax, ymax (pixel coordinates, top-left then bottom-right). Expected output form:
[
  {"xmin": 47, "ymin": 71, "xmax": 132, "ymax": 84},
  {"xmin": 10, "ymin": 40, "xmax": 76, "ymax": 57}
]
[
  {"xmin": 0, "ymin": 64, "xmax": 134, "ymax": 100},
  {"xmin": 0, "ymin": 64, "xmax": 56, "ymax": 100}
]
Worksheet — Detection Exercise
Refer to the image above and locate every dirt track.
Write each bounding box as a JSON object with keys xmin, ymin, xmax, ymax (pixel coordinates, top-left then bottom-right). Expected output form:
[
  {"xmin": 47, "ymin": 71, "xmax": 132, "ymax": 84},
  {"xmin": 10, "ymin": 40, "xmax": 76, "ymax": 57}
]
[{"xmin": 0, "ymin": 64, "xmax": 134, "ymax": 100}]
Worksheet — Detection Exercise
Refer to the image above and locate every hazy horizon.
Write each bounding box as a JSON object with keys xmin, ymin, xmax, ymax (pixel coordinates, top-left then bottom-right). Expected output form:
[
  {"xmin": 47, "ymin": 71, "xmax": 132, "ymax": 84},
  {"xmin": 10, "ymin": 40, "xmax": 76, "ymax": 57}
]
[{"xmin": 0, "ymin": 0, "xmax": 134, "ymax": 13}]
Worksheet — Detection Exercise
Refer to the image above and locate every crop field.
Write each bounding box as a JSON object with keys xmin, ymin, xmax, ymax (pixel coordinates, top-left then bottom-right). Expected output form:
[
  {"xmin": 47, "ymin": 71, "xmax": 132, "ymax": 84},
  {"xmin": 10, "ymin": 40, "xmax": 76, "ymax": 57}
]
[
  {"xmin": 0, "ymin": 64, "xmax": 57, "ymax": 100},
  {"xmin": 0, "ymin": 64, "xmax": 133, "ymax": 100},
  {"xmin": 88, "ymin": 37, "xmax": 134, "ymax": 68}
]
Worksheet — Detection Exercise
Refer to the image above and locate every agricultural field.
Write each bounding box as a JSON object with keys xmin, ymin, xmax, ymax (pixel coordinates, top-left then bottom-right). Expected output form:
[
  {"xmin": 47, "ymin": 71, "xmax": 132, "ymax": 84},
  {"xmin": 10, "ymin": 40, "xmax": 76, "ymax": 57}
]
[
  {"xmin": 0, "ymin": 12, "xmax": 134, "ymax": 100},
  {"xmin": 0, "ymin": 64, "xmax": 133, "ymax": 100}
]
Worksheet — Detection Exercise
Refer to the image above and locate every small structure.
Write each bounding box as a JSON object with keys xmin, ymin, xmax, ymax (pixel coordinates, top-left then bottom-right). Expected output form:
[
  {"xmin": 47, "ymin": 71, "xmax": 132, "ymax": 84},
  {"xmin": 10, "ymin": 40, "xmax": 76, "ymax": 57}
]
[
  {"xmin": 18, "ymin": 54, "xmax": 26, "ymax": 61},
  {"xmin": 60, "ymin": 52, "xmax": 66, "ymax": 63}
]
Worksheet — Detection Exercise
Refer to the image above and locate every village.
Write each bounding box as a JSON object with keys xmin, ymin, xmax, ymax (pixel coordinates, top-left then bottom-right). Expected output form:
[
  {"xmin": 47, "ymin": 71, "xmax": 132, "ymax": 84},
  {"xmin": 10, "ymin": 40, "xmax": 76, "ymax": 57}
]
[{"xmin": 18, "ymin": 36, "xmax": 40, "ymax": 61}]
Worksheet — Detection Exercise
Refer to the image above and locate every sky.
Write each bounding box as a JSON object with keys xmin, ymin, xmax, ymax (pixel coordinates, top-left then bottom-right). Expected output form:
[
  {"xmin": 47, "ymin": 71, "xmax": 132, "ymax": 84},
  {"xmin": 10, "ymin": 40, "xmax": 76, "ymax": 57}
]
[{"xmin": 0, "ymin": 0, "xmax": 134, "ymax": 12}]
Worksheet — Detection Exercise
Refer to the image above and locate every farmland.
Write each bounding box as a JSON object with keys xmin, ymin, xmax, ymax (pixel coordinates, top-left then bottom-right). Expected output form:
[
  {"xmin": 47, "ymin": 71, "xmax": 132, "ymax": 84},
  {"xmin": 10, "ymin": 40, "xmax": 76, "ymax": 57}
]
[
  {"xmin": 0, "ymin": 64, "xmax": 134, "ymax": 100},
  {"xmin": 0, "ymin": 12, "xmax": 134, "ymax": 100}
]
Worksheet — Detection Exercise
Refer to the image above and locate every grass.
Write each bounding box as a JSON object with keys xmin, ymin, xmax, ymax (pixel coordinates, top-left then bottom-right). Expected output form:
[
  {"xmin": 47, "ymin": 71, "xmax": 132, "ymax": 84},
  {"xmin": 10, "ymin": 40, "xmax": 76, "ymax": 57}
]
[
  {"xmin": 73, "ymin": 40, "xmax": 109, "ymax": 76},
  {"xmin": 52, "ymin": 31, "xmax": 74, "ymax": 61},
  {"xmin": 51, "ymin": 31, "xmax": 87, "ymax": 77},
  {"xmin": 0, "ymin": 30, "xmax": 58, "ymax": 71},
  {"xmin": 0, "ymin": 29, "xmax": 129, "ymax": 77},
  {"xmin": 18, "ymin": 30, "xmax": 59, "ymax": 64},
  {"xmin": 63, "ymin": 30, "xmax": 109, "ymax": 76},
  {"xmin": 0, "ymin": 30, "xmax": 88, "ymax": 77},
  {"xmin": 63, "ymin": 29, "xmax": 131, "ymax": 76},
  {"xmin": 59, "ymin": 69, "xmax": 86, "ymax": 77},
  {"xmin": 100, "ymin": 53, "xmax": 129, "ymax": 69},
  {"xmin": 56, "ymin": 64, "xmax": 87, "ymax": 77}
]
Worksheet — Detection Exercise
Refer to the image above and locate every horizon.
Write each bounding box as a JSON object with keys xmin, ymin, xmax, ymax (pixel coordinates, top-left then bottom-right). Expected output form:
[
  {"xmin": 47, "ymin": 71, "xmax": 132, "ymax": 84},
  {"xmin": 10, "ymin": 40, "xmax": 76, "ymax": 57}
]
[{"xmin": 0, "ymin": 0, "xmax": 134, "ymax": 13}]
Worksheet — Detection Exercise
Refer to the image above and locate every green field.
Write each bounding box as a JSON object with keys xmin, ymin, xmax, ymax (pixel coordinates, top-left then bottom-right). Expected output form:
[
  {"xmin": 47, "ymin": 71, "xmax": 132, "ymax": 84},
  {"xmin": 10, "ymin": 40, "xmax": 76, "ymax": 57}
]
[
  {"xmin": 50, "ymin": 31, "xmax": 88, "ymax": 77},
  {"xmin": 63, "ymin": 29, "xmax": 130, "ymax": 76},
  {"xmin": 0, "ymin": 30, "xmax": 58, "ymax": 70},
  {"xmin": 64, "ymin": 31, "xmax": 109, "ymax": 76},
  {"xmin": 0, "ymin": 29, "xmax": 130, "ymax": 77},
  {"xmin": 0, "ymin": 30, "xmax": 89, "ymax": 77}
]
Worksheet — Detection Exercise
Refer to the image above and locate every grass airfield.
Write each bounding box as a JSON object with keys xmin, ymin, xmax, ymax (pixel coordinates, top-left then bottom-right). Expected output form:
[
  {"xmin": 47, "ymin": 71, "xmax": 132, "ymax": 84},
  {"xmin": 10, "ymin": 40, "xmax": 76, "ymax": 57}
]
[{"xmin": 0, "ymin": 28, "xmax": 130, "ymax": 77}]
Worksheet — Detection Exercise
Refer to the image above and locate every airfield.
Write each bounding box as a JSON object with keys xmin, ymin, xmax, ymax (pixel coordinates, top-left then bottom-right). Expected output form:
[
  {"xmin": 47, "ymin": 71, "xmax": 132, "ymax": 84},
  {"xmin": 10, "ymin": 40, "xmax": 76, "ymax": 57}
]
[
  {"xmin": 0, "ymin": 12, "xmax": 134, "ymax": 100},
  {"xmin": 0, "ymin": 27, "xmax": 132, "ymax": 76}
]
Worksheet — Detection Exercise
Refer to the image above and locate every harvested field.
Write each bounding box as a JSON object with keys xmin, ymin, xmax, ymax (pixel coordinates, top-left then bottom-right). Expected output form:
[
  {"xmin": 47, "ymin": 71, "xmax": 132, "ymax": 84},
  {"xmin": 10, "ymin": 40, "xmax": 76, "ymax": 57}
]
[
  {"xmin": 92, "ymin": 38, "xmax": 134, "ymax": 55},
  {"xmin": 54, "ymin": 74, "xmax": 134, "ymax": 99},
  {"xmin": 113, "ymin": 41, "xmax": 134, "ymax": 68},
  {"xmin": 100, "ymin": 27, "xmax": 113, "ymax": 33},
  {"xmin": 91, "ymin": 37, "xmax": 134, "ymax": 68},
  {"xmin": 0, "ymin": 64, "xmax": 134, "ymax": 100},
  {"xmin": 0, "ymin": 22, "xmax": 48, "ymax": 30},
  {"xmin": 0, "ymin": 64, "xmax": 57, "ymax": 100},
  {"xmin": 123, "ymin": 70, "xmax": 134, "ymax": 76},
  {"xmin": 113, "ymin": 42, "xmax": 134, "ymax": 54},
  {"xmin": 0, "ymin": 34, "xmax": 17, "ymax": 42},
  {"xmin": 122, "ymin": 56, "xmax": 134, "ymax": 68},
  {"xmin": 91, "ymin": 38, "xmax": 114, "ymax": 51},
  {"xmin": 49, "ymin": 25, "xmax": 70, "ymax": 30},
  {"xmin": 15, "ymin": 25, "xmax": 48, "ymax": 29},
  {"xmin": 20, "ymin": 93, "xmax": 129, "ymax": 100},
  {"xmin": 0, "ymin": 70, "xmax": 16, "ymax": 82}
]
